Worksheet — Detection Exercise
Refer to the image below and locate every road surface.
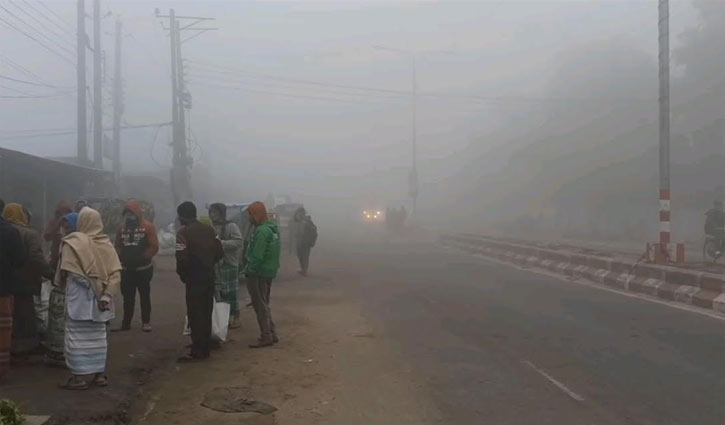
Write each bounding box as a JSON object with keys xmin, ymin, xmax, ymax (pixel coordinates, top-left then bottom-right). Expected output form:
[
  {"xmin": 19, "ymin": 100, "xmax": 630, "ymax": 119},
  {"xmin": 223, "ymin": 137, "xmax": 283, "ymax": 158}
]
[
  {"xmin": 4, "ymin": 231, "xmax": 725, "ymax": 424},
  {"xmin": 330, "ymin": 235, "xmax": 725, "ymax": 425}
]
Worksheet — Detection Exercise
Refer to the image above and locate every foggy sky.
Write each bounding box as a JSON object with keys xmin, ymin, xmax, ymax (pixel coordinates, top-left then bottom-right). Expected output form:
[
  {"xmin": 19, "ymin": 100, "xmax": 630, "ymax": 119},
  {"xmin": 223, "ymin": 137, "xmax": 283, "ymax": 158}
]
[{"xmin": 0, "ymin": 0, "xmax": 700, "ymax": 218}]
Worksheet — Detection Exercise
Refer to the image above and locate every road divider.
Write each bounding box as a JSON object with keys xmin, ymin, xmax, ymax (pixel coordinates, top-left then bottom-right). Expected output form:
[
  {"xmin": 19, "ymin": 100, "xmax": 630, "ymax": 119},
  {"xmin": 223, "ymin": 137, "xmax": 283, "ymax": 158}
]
[{"xmin": 442, "ymin": 234, "xmax": 725, "ymax": 314}]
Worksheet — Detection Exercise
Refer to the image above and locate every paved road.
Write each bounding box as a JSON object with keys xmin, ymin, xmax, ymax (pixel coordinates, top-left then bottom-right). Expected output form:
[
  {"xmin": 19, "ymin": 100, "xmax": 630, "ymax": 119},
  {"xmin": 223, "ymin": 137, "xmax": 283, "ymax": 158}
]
[{"xmin": 330, "ymin": 237, "xmax": 725, "ymax": 425}]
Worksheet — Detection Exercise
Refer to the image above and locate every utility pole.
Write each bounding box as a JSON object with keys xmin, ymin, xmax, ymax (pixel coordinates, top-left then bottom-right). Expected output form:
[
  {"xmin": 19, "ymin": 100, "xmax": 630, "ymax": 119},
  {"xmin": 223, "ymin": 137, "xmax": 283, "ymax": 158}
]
[
  {"xmin": 156, "ymin": 9, "xmax": 216, "ymax": 206},
  {"xmin": 374, "ymin": 45, "xmax": 420, "ymax": 215},
  {"xmin": 658, "ymin": 0, "xmax": 671, "ymax": 251},
  {"xmin": 92, "ymin": 0, "xmax": 102, "ymax": 168},
  {"xmin": 112, "ymin": 18, "xmax": 122, "ymax": 184},
  {"xmin": 175, "ymin": 19, "xmax": 187, "ymax": 172},
  {"xmin": 76, "ymin": 0, "xmax": 87, "ymax": 164},
  {"xmin": 410, "ymin": 54, "xmax": 418, "ymax": 215}
]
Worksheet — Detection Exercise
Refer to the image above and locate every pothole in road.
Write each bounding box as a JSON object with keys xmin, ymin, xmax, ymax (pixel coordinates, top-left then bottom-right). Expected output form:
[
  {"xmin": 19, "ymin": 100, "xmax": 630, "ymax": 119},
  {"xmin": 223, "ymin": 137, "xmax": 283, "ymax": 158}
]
[{"xmin": 201, "ymin": 387, "xmax": 278, "ymax": 415}]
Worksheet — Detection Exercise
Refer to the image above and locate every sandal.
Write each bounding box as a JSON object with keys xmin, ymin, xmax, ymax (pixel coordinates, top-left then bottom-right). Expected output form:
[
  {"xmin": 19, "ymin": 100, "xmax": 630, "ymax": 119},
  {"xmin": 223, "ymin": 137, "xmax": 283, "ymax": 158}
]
[
  {"xmin": 59, "ymin": 376, "xmax": 89, "ymax": 390},
  {"xmin": 92, "ymin": 374, "xmax": 109, "ymax": 387}
]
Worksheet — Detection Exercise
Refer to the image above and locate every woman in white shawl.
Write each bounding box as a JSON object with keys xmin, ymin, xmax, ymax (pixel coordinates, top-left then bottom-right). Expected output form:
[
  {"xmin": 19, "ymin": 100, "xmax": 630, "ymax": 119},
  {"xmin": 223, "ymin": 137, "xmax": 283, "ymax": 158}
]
[{"xmin": 57, "ymin": 207, "xmax": 121, "ymax": 390}]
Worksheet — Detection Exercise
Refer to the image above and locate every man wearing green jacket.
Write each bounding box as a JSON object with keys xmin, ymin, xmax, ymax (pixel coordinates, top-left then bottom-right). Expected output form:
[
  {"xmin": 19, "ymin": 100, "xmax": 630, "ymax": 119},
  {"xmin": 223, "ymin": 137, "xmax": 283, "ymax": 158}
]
[{"xmin": 244, "ymin": 202, "xmax": 281, "ymax": 348}]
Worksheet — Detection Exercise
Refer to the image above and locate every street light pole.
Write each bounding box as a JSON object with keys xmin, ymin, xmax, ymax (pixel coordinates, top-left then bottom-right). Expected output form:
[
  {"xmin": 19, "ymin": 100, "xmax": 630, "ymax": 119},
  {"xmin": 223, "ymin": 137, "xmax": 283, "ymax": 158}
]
[
  {"xmin": 374, "ymin": 45, "xmax": 419, "ymax": 214},
  {"xmin": 410, "ymin": 54, "xmax": 418, "ymax": 214}
]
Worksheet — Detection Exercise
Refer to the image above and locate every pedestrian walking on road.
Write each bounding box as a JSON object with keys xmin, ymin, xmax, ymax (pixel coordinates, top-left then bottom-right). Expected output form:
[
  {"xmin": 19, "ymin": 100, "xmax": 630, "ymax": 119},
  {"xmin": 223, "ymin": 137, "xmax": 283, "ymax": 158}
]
[
  {"xmin": 244, "ymin": 202, "xmax": 281, "ymax": 348},
  {"xmin": 209, "ymin": 203, "xmax": 244, "ymax": 329},
  {"xmin": 114, "ymin": 201, "xmax": 159, "ymax": 332},
  {"xmin": 45, "ymin": 213, "xmax": 78, "ymax": 367},
  {"xmin": 2, "ymin": 203, "xmax": 53, "ymax": 356},
  {"xmin": 175, "ymin": 202, "xmax": 223, "ymax": 362},
  {"xmin": 58, "ymin": 207, "xmax": 121, "ymax": 390},
  {"xmin": 294, "ymin": 207, "xmax": 317, "ymax": 276},
  {"xmin": 0, "ymin": 211, "xmax": 25, "ymax": 380}
]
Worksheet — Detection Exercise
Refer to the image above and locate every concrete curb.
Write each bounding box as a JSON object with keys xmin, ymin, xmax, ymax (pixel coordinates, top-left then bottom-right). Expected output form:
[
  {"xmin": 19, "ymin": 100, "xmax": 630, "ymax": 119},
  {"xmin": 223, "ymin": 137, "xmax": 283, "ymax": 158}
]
[{"xmin": 442, "ymin": 234, "xmax": 725, "ymax": 314}]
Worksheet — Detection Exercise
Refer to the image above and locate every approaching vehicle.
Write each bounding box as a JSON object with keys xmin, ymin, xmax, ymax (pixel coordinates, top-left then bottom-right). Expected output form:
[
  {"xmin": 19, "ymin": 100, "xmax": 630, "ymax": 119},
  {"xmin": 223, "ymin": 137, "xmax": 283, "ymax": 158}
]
[{"xmin": 362, "ymin": 209, "xmax": 384, "ymax": 222}]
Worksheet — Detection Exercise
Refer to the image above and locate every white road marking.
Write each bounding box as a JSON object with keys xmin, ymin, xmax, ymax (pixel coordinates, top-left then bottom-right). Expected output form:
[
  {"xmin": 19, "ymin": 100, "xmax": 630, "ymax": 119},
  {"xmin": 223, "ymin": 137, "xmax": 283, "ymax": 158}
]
[
  {"xmin": 452, "ymin": 246, "xmax": 725, "ymax": 323},
  {"xmin": 521, "ymin": 360, "xmax": 585, "ymax": 402}
]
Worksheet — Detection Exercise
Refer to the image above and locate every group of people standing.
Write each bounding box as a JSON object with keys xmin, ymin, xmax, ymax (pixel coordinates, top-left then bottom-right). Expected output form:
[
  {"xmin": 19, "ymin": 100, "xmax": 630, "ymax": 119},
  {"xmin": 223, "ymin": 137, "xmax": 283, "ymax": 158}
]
[
  {"xmin": 0, "ymin": 199, "xmax": 121, "ymax": 389},
  {"xmin": 176, "ymin": 200, "xmax": 281, "ymax": 361},
  {"xmin": 0, "ymin": 196, "xmax": 286, "ymax": 388}
]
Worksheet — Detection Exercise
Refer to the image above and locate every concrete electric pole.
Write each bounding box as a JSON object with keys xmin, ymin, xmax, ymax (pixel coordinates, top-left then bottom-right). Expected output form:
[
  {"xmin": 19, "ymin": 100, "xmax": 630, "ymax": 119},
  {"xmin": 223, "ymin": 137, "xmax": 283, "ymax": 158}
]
[
  {"xmin": 92, "ymin": 0, "xmax": 102, "ymax": 168},
  {"xmin": 658, "ymin": 0, "xmax": 670, "ymax": 249},
  {"xmin": 77, "ymin": 0, "xmax": 87, "ymax": 164},
  {"xmin": 112, "ymin": 18, "xmax": 122, "ymax": 184},
  {"xmin": 157, "ymin": 9, "xmax": 216, "ymax": 206},
  {"xmin": 650, "ymin": 0, "xmax": 683, "ymax": 263}
]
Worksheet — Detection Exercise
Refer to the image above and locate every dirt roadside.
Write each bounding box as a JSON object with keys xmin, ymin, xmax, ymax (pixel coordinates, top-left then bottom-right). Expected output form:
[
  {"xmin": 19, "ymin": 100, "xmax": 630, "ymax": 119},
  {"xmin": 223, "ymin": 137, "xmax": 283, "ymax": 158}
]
[{"xmin": 129, "ymin": 263, "xmax": 442, "ymax": 425}]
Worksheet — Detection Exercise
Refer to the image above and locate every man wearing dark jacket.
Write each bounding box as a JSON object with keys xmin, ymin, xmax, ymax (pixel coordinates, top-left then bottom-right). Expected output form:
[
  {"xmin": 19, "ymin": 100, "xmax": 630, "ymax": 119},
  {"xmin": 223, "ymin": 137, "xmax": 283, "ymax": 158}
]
[
  {"xmin": 0, "ymin": 215, "xmax": 25, "ymax": 379},
  {"xmin": 175, "ymin": 202, "xmax": 223, "ymax": 362},
  {"xmin": 293, "ymin": 207, "xmax": 317, "ymax": 276},
  {"xmin": 115, "ymin": 201, "xmax": 159, "ymax": 332}
]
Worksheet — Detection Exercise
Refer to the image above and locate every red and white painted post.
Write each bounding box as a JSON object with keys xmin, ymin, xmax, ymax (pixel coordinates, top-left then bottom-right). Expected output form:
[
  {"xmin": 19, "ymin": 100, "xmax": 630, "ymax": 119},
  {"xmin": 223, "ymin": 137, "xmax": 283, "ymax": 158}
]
[
  {"xmin": 660, "ymin": 189, "xmax": 670, "ymax": 246},
  {"xmin": 649, "ymin": 0, "xmax": 684, "ymax": 263}
]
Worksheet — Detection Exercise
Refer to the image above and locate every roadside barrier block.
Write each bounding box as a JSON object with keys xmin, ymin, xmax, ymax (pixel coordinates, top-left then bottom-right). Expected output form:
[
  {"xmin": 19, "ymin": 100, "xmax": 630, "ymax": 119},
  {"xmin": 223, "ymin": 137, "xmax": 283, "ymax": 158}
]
[
  {"xmin": 713, "ymin": 293, "xmax": 725, "ymax": 314},
  {"xmin": 692, "ymin": 290, "xmax": 720, "ymax": 309},
  {"xmin": 443, "ymin": 234, "xmax": 725, "ymax": 315},
  {"xmin": 699, "ymin": 274, "xmax": 725, "ymax": 292},
  {"xmin": 557, "ymin": 262, "xmax": 572, "ymax": 276},
  {"xmin": 571, "ymin": 264, "xmax": 589, "ymax": 279},
  {"xmin": 674, "ymin": 285, "xmax": 700, "ymax": 305},
  {"xmin": 616, "ymin": 274, "xmax": 635, "ymax": 291},
  {"xmin": 631, "ymin": 278, "xmax": 662, "ymax": 297},
  {"xmin": 656, "ymin": 283, "xmax": 680, "ymax": 301},
  {"xmin": 591, "ymin": 269, "xmax": 610, "ymax": 284}
]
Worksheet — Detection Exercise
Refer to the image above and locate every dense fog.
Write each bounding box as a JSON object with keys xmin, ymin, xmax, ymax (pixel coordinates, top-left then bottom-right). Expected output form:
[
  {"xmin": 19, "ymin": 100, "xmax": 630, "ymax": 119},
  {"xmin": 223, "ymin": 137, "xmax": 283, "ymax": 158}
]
[{"xmin": 1, "ymin": 0, "xmax": 722, "ymax": 243}]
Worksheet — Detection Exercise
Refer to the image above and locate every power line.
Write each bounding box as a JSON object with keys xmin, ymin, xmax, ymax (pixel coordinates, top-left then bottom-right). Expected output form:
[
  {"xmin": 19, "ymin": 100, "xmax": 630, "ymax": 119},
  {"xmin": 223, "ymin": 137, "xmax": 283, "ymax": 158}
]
[
  {"xmin": 188, "ymin": 59, "xmax": 655, "ymax": 106},
  {"xmin": 0, "ymin": 54, "xmax": 50, "ymax": 85},
  {"xmin": 11, "ymin": 0, "xmax": 76, "ymax": 50},
  {"xmin": 0, "ymin": 4, "xmax": 75, "ymax": 58},
  {"xmin": 0, "ymin": 93, "xmax": 71, "ymax": 99},
  {"xmin": 185, "ymin": 72, "xmax": 408, "ymax": 103},
  {"xmin": 20, "ymin": 0, "xmax": 75, "ymax": 41},
  {"xmin": 0, "ymin": 74, "xmax": 72, "ymax": 89},
  {"xmin": 0, "ymin": 14, "xmax": 75, "ymax": 66},
  {"xmin": 187, "ymin": 59, "xmax": 412, "ymax": 97},
  {"xmin": 189, "ymin": 80, "xmax": 396, "ymax": 105},
  {"xmin": 0, "ymin": 83, "xmax": 33, "ymax": 96},
  {"xmin": 38, "ymin": 0, "xmax": 73, "ymax": 30},
  {"xmin": 0, "ymin": 122, "xmax": 173, "ymax": 141}
]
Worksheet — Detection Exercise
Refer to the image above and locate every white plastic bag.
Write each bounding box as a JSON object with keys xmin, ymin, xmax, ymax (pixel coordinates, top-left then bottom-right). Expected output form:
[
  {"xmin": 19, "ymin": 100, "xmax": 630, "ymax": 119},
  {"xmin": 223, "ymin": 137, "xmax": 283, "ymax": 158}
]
[
  {"xmin": 182, "ymin": 299, "xmax": 230, "ymax": 342},
  {"xmin": 212, "ymin": 300, "xmax": 230, "ymax": 342},
  {"xmin": 34, "ymin": 278, "xmax": 52, "ymax": 335}
]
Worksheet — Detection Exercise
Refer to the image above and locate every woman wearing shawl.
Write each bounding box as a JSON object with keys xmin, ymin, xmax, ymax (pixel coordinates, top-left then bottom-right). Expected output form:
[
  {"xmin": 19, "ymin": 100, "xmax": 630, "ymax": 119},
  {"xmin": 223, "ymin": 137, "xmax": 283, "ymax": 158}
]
[
  {"xmin": 45, "ymin": 213, "xmax": 78, "ymax": 366},
  {"xmin": 2, "ymin": 203, "xmax": 52, "ymax": 355},
  {"xmin": 57, "ymin": 207, "xmax": 121, "ymax": 390}
]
